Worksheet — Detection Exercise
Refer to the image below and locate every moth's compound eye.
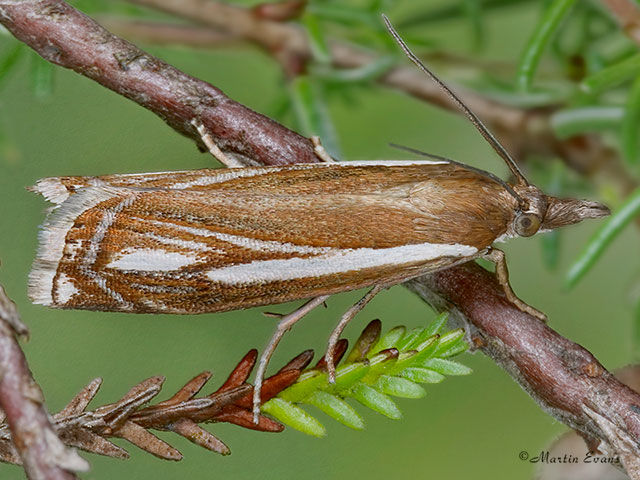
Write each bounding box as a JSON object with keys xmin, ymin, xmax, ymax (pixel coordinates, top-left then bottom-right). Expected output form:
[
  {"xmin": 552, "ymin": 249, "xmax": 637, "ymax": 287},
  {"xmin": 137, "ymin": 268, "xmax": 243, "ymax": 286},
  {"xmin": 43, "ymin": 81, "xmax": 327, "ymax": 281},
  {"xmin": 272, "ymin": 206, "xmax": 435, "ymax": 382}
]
[{"xmin": 514, "ymin": 212, "xmax": 541, "ymax": 237}]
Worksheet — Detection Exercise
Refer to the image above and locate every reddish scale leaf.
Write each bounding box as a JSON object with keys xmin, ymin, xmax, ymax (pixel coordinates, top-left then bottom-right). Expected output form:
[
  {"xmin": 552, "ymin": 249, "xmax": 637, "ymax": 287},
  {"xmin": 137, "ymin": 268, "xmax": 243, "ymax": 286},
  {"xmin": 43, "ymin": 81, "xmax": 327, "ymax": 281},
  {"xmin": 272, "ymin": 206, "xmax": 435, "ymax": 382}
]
[
  {"xmin": 217, "ymin": 350, "xmax": 258, "ymax": 392},
  {"xmin": 314, "ymin": 339, "xmax": 349, "ymax": 370},
  {"xmin": 278, "ymin": 349, "xmax": 315, "ymax": 373},
  {"xmin": 132, "ymin": 385, "xmax": 251, "ymax": 428},
  {"xmin": 234, "ymin": 370, "xmax": 301, "ymax": 409},
  {"xmin": 155, "ymin": 372, "xmax": 213, "ymax": 406},
  {"xmin": 215, "ymin": 407, "xmax": 284, "ymax": 432},
  {"xmin": 168, "ymin": 418, "xmax": 230, "ymax": 456}
]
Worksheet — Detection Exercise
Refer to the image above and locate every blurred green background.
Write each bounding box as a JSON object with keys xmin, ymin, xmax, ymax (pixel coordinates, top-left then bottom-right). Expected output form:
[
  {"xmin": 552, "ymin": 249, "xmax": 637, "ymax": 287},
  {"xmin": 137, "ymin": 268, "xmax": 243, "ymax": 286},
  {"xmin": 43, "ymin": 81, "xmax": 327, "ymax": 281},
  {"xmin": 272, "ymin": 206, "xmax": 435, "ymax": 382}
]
[{"xmin": 0, "ymin": 1, "xmax": 638, "ymax": 479}]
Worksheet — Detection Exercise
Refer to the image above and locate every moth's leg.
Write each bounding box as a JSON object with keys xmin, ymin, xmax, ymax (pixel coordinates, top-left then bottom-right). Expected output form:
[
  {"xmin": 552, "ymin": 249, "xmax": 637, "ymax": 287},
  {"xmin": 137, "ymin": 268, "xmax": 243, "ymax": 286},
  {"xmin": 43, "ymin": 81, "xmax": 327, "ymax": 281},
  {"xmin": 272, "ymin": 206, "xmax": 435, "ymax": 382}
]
[
  {"xmin": 482, "ymin": 248, "xmax": 547, "ymax": 321},
  {"xmin": 253, "ymin": 295, "xmax": 331, "ymax": 422},
  {"xmin": 311, "ymin": 136, "xmax": 336, "ymax": 163},
  {"xmin": 190, "ymin": 119, "xmax": 245, "ymax": 168},
  {"xmin": 325, "ymin": 285, "xmax": 384, "ymax": 383}
]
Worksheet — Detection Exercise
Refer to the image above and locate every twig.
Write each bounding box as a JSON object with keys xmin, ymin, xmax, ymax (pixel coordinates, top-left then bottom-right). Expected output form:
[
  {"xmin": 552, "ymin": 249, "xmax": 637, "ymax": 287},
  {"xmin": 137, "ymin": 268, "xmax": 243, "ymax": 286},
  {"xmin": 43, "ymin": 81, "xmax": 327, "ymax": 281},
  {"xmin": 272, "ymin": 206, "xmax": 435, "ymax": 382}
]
[
  {"xmin": 97, "ymin": 16, "xmax": 242, "ymax": 49},
  {"xmin": 408, "ymin": 264, "xmax": 640, "ymax": 477},
  {"xmin": 0, "ymin": 318, "xmax": 467, "ymax": 464},
  {"xmin": 602, "ymin": 0, "xmax": 640, "ymax": 47},
  {"xmin": 0, "ymin": 0, "xmax": 638, "ymax": 476},
  {"xmin": 130, "ymin": 0, "xmax": 637, "ymax": 197},
  {"xmin": 0, "ymin": 0, "xmax": 318, "ymax": 168},
  {"xmin": 0, "ymin": 283, "xmax": 87, "ymax": 479},
  {"xmin": 0, "ymin": 349, "xmax": 309, "ymax": 463},
  {"xmin": 100, "ymin": 17, "xmax": 522, "ymax": 76}
]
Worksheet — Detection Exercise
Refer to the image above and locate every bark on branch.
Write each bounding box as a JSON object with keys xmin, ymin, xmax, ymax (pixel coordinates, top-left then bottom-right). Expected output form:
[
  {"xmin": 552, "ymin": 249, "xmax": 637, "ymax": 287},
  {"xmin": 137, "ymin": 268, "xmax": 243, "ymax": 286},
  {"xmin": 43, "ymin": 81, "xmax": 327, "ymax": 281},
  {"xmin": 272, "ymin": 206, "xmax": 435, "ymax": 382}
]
[
  {"xmin": 0, "ymin": 0, "xmax": 638, "ymax": 477},
  {"xmin": 128, "ymin": 0, "xmax": 638, "ymax": 197},
  {"xmin": 602, "ymin": 0, "xmax": 640, "ymax": 47},
  {"xmin": 0, "ymin": 0, "xmax": 318, "ymax": 168},
  {"xmin": 0, "ymin": 283, "xmax": 87, "ymax": 479}
]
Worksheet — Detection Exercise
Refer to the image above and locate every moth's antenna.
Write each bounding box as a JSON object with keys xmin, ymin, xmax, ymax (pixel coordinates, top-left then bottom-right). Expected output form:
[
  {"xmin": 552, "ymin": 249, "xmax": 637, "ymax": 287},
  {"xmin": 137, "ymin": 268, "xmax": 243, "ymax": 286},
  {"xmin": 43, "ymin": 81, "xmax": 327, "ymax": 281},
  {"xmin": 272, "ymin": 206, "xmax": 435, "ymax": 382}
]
[
  {"xmin": 389, "ymin": 142, "xmax": 522, "ymax": 201},
  {"xmin": 388, "ymin": 142, "xmax": 451, "ymax": 163},
  {"xmin": 382, "ymin": 14, "xmax": 529, "ymax": 187}
]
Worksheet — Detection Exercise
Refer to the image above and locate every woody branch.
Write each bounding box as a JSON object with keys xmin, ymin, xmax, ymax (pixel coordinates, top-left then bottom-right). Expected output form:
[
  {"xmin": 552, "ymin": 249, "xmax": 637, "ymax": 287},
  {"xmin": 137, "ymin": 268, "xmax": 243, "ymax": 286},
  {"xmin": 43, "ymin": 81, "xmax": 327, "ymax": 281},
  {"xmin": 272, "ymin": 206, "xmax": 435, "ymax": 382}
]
[
  {"xmin": 0, "ymin": 0, "xmax": 639, "ymax": 477},
  {"xmin": 0, "ymin": 284, "xmax": 86, "ymax": 479},
  {"xmin": 126, "ymin": 0, "xmax": 636, "ymax": 198},
  {"xmin": 603, "ymin": 0, "xmax": 640, "ymax": 47}
]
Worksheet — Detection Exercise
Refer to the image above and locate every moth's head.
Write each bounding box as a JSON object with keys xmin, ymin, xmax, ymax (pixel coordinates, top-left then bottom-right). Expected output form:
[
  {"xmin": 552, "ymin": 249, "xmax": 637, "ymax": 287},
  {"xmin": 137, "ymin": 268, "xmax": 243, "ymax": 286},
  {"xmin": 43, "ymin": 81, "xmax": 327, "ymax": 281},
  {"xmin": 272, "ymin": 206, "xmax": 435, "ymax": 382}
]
[
  {"xmin": 508, "ymin": 184, "xmax": 610, "ymax": 237},
  {"xmin": 381, "ymin": 15, "xmax": 611, "ymax": 239},
  {"xmin": 540, "ymin": 195, "xmax": 610, "ymax": 231}
]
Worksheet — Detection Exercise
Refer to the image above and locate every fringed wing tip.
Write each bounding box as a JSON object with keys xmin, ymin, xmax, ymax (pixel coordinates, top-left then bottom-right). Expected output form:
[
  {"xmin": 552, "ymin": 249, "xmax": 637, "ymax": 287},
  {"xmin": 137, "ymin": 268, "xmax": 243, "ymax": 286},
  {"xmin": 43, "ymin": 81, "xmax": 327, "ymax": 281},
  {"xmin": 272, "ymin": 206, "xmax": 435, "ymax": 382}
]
[
  {"xmin": 29, "ymin": 177, "xmax": 70, "ymax": 204},
  {"xmin": 28, "ymin": 261, "xmax": 55, "ymax": 306},
  {"xmin": 29, "ymin": 186, "xmax": 125, "ymax": 309}
]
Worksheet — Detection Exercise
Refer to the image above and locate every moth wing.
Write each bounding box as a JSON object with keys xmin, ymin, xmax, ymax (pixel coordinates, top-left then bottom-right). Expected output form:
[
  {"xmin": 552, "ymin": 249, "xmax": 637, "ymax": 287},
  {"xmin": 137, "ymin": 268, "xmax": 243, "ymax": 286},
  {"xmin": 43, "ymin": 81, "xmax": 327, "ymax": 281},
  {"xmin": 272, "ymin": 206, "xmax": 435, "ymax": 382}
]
[
  {"xmin": 31, "ymin": 160, "xmax": 460, "ymax": 203},
  {"xmin": 29, "ymin": 172, "xmax": 483, "ymax": 313}
]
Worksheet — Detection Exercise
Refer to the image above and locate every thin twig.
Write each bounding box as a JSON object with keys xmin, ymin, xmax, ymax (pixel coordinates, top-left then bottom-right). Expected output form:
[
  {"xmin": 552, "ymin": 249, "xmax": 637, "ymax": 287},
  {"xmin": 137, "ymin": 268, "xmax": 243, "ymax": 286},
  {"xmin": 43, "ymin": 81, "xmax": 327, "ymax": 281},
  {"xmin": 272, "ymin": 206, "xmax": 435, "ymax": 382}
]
[
  {"xmin": 602, "ymin": 0, "xmax": 640, "ymax": 47},
  {"xmin": 0, "ymin": 0, "xmax": 318, "ymax": 168},
  {"xmin": 130, "ymin": 0, "xmax": 637, "ymax": 197},
  {"xmin": 97, "ymin": 16, "xmax": 242, "ymax": 49},
  {"xmin": 0, "ymin": 331, "xmax": 332, "ymax": 465},
  {"xmin": 0, "ymin": 349, "xmax": 308, "ymax": 463},
  {"xmin": 101, "ymin": 17, "xmax": 524, "ymax": 75},
  {"xmin": 408, "ymin": 264, "xmax": 640, "ymax": 478},
  {"xmin": 0, "ymin": 283, "xmax": 87, "ymax": 479}
]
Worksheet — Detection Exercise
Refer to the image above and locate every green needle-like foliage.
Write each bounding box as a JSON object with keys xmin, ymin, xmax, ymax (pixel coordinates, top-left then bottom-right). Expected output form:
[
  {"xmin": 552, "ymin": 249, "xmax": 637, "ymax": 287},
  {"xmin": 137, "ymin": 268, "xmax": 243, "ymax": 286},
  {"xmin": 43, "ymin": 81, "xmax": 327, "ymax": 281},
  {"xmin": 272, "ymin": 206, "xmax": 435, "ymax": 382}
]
[
  {"xmin": 516, "ymin": 0, "xmax": 577, "ymax": 91},
  {"xmin": 566, "ymin": 187, "xmax": 640, "ymax": 288},
  {"xmin": 262, "ymin": 314, "xmax": 471, "ymax": 437}
]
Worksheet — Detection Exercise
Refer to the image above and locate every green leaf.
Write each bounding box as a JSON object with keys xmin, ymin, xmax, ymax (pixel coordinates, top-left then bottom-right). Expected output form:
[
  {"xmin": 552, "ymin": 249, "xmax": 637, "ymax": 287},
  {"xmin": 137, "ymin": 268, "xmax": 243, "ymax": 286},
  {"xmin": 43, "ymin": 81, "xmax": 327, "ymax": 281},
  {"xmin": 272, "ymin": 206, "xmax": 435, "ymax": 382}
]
[
  {"xmin": 303, "ymin": 14, "xmax": 331, "ymax": 64},
  {"xmin": 266, "ymin": 320, "xmax": 470, "ymax": 435},
  {"xmin": 390, "ymin": 350, "xmax": 419, "ymax": 373},
  {"xmin": 436, "ymin": 339, "xmax": 469, "ymax": 358},
  {"xmin": 399, "ymin": 367, "xmax": 445, "ymax": 384},
  {"xmin": 373, "ymin": 375, "xmax": 425, "ymax": 399},
  {"xmin": 333, "ymin": 362, "xmax": 370, "ymax": 390},
  {"xmin": 317, "ymin": 56, "xmax": 395, "ymax": 84},
  {"xmin": 399, "ymin": 0, "xmax": 535, "ymax": 28},
  {"xmin": 423, "ymin": 313, "xmax": 449, "ymax": 337},
  {"xmin": 431, "ymin": 329, "xmax": 466, "ymax": 357},
  {"xmin": 262, "ymin": 398, "xmax": 327, "ymax": 437},
  {"xmin": 305, "ymin": 391, "xmax": 365, "ymax": 430},
  {"xmin": 289, "ymin": 76, "xmax": 341, "ymax": 159},
  {"xmin": 395, "ymin": 327, "xmax": 424, "ymax": 351},
  {"xmin": 407, "ymin": 336, "xmax": 440, "ymax": 364},
  {"xmin": 370, "ymin": 325, "xmax": 405, "ymax": 354},
  {"xmin": 566, "ymin": 187, "xmax": 640, "ymax": 288},
  {"xmin": 461, "ymin": 0, "xmax": 484, "ymax": 49},
  {"xmin": 621, "ymin": 75, "xmax": 640, "ymax": 165},
  {"xmin": 363, "ymin": 351, "xmax": 399, "ymax": 380},
  {"xmin": 580, "ymin": 53, "xmax": 640, "ymax": 95},
  {"xmin": 516, "ymin": 0, "xmax": 577, "ymax": 91},
  {"xmin": 278, "ymin": 371, "xmax": 327, "ymax": 402},
  {"xmin": 350, "ymin": 384, "xmax": 402, "ymax": 419},
  {"xmin": 420, "ymin": 358, "xmax": 472, "ymax": 376},
  {"xmin": 471, "ymin": 82, "xmax": 571, "ymax": 108},
  {"xmin": 550, "ymin": 106, "xmax": 623, "ymax": 139}
]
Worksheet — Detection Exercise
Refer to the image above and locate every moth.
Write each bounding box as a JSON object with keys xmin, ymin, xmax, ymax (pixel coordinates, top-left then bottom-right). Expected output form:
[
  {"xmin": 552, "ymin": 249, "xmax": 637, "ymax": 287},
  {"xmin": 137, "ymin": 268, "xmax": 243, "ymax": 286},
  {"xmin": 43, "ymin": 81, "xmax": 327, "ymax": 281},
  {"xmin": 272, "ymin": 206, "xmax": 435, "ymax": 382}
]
[{"xmin": 28, "ymin": 17, "xmax": 609, "ymax": 417}]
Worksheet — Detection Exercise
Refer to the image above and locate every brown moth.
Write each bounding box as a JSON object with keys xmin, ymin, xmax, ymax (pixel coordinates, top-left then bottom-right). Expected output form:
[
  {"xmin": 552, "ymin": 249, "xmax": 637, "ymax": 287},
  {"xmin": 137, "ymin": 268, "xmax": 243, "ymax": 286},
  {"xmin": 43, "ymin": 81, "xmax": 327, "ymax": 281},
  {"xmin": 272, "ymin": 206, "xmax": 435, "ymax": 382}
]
[{"xmin": 28, "ymin": 16, "xmax": 609, "ymax": 416}]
